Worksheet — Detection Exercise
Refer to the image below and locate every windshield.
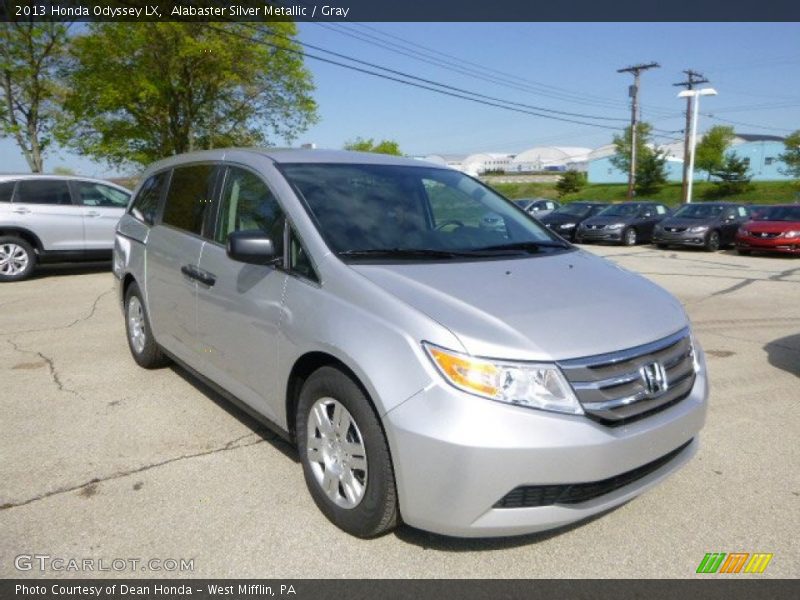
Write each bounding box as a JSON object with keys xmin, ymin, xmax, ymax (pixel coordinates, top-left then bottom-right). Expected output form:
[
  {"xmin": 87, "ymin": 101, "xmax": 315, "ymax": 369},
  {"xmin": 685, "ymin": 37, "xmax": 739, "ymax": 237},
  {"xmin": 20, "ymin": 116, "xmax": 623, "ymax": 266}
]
[
  {"xmin": 553, "ymin": 203, "xmax": 594, "ymax": 218},
  {"xmin": 673, "ymin": 204, "xmax": 725, "ymax": 219},
  {"xmin": 597, "ymin": 203, "xmax": 640, "ymax": 218},
  {"xmin": 279, "ymin": 164, "xmax": 568, "ymax": 260},
  {"xmin": 512, "ymin": 199, "xmax": 532, "ymax": 209},
  {"xmin": 755, "ymin": 206, "xmax": 800, "ymax": 221}
]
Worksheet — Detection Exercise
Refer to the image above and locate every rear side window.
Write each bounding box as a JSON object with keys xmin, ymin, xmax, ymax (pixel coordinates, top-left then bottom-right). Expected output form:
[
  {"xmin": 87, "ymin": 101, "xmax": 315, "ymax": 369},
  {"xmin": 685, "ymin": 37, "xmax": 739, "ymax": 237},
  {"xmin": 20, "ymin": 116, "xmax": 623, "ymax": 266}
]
[
  {"xmin": 0, "ymin": 181, "xmax": 15, "ymax": 202},
  {"xmin": 74, "ymin": 181, "xmax": 130, "ymax": 208},
  {"xmin": 15, "ymin": 179, "xmax": 72, "ymax": 205},
  {"xmin": 162, "ymin": 165, "xmax": 216, "ymax": 235},
  {"xmin": 215, "ymin": 167, "xmax": 285, "ymax": 250},
  {"xmin": 130, "ymin": 172, "xmax": 169, "ymax": 224}
]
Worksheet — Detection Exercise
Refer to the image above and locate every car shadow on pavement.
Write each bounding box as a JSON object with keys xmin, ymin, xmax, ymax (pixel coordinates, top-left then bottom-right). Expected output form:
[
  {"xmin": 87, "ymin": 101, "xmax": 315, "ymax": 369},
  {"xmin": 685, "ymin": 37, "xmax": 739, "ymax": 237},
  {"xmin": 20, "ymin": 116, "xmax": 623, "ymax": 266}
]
[
  {"xmin": 764, "ymin": 333, "xmax": 800, "ymax": 379},
  {"xmin": 29, "ymin": 261, "xmax": 111, "ymax": 279},
  {"xmin": 393, "ymin": 503, "xmax": 629, "ymax": 551},
  {"xmin": 169, "ymin": 363, "xmax": 300, "ymax": 464}
]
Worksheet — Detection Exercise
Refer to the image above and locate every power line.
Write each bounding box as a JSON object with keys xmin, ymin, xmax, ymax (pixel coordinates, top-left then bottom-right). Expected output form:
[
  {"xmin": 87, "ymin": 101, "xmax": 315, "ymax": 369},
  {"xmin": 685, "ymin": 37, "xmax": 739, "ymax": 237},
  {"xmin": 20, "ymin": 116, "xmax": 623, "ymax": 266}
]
[
  {"xmin": 701, "ymin": 114, "xmax": 793, "ymax": 134},
  {"xmin": 206, "ymin": 24, "xmax": 624, "ymax": 131}
]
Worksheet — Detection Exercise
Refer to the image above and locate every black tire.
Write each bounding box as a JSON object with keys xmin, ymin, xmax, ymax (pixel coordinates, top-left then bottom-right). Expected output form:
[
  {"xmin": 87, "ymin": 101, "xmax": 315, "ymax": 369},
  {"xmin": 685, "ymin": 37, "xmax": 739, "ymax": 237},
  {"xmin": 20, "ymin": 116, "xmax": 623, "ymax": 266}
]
[
  {"xmin": 737, "ymin": 249, "xmax": 751, "ymax": 256},
  {"xmin": 705, "ymin": 230, "xmax": 721, "ymax": 252},
  {"xmin": 296, "ymin": 366, "xmax": 398, "ymax": 538},
  {"xmin": 623, "ymin": 227, "xmax": 638, "ymax": 246},
  {"xmin": 124, "ymin": 282, "xmax": 171, "ymax": 369},
  {"xmin": 0, "ymin": 236, "xmax": 36, "ymax": 282}
]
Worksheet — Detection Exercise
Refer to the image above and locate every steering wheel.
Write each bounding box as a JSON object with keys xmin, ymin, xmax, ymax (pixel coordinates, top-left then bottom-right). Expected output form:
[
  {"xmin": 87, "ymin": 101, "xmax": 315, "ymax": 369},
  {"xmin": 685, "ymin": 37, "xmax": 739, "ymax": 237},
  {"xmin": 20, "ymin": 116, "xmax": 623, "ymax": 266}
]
[{"xmin": 436, "ymin": 219, "xmax": 465, "ymax": 231}]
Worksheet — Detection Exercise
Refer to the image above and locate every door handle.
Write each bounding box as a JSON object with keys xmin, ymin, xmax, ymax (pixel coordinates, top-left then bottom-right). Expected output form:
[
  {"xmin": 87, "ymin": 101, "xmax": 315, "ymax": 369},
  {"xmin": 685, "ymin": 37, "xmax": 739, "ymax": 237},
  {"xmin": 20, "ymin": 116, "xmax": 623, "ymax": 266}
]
[
  {"xmin": 85, "ymin": 211, "xmax": 101, "ymax": 217},
  {"xmin": 181, "ymin": 264, "xmax": 216, "ymax": 287},
  {"xmin": 12, "ymin": 207, "xmax": 30, "ymax": 214}
]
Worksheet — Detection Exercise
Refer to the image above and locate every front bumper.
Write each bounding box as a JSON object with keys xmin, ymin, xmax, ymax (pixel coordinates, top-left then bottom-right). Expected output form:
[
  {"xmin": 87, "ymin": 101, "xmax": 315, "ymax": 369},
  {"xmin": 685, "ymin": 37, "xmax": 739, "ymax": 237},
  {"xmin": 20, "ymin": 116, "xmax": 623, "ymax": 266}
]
[
  {"xmin": 384, "ymin": 355, "xmax": 708, "ymax": 537},
  {"xmin": 653, "ymin": 231, "xmax": 708, "ymax": 247},
  {"xmin": 576, "ymin": 228, "xmax": 624, "ymax": 243},
  {"xmin": 736, "ymin": 238, "xmax": 800, "ymax": 254}
]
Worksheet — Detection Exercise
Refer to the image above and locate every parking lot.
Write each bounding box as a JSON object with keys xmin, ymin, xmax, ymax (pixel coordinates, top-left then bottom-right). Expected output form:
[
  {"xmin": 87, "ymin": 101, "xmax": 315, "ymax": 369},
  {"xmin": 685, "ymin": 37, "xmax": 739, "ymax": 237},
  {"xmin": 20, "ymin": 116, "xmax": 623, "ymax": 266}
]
[{"xmin": 1, "ymin": 246, "xmax": 798, "ymax": 578}]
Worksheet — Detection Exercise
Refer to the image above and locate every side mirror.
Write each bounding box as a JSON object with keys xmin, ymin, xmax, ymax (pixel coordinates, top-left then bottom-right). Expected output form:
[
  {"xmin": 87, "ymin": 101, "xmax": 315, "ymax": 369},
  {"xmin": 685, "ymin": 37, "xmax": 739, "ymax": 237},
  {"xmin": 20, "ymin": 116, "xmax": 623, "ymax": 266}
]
[{"xmin": 226, "ymin": 230, "xmax": 280, "ymax": 266}]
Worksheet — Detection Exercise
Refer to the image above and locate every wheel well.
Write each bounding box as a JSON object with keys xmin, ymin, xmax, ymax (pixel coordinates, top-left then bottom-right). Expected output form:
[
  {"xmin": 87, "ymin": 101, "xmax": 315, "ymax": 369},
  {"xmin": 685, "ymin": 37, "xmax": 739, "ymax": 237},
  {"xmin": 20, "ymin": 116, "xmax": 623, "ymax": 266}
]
[
  {"xmin": 285, "ymin": 352, "xmax": 368, "ymax": 440},
  {"xmin": 122, "ymin": 273, "xmax": 137, "ymax": 303},
  {"xmin": 0, "ymin": 227, "xmax": 43, "ymax": 253}
]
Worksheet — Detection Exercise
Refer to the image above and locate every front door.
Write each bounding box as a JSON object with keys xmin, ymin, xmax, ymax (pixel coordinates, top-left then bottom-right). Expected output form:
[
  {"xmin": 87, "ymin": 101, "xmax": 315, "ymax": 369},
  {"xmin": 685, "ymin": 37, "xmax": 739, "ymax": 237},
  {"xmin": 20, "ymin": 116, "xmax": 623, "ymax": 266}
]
[
  {"xmin": 196, "ymin": 166, "xmax": 289, "ymax": 421},
  {"xmin": 70, "ymin": 180, "xmax": 130, "ymax": 250}
]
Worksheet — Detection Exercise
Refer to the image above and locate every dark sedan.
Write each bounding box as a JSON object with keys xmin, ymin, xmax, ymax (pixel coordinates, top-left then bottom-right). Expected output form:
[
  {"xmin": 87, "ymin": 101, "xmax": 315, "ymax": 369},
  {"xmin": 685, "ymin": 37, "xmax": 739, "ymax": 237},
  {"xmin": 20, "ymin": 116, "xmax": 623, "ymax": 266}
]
[
  {"xmin": 652, "ymin": 202, "xmax": 751, "ymax": 251},
  {"xmin": 539, "ymin": 201, "xmax": 607, "ymax": 241},
  {"xmin": 576, "ymin": 201, "xmax": 670, "ymax": 246}
]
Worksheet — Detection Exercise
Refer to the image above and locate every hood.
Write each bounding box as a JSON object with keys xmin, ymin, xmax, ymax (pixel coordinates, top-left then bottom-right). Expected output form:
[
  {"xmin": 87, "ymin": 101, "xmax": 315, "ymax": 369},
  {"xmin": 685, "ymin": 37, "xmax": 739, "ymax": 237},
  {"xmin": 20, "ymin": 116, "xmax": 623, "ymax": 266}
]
[
  {"xmin": 350, "ymin": 250, "xmax": 687, "ymax": 361},
  {"xmin": 659, "ymin": 216, "xmax": 717, "ymax": 229},
  {"xmin": 540, "ymin": 212, "xmax": 582, "ymax": 226},
  {"xmin": 582, "ymin": 214, "xmax": 636, "ymax": 227}
]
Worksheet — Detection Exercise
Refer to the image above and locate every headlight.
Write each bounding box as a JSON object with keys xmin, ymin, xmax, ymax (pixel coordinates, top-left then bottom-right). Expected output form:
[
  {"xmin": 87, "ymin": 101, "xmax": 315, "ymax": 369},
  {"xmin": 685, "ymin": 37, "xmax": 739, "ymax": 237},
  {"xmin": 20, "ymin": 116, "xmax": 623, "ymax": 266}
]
[
  {"xmin": 688, "ymin": 226, "xmax": 709, "ymax": 233},
  {"xmin": 606, "ymin": 223, "xmax": 625, "ymax": 230},
  {"xmin": 781, "ymin": 230, "xmax": 800, "ymax": 238},
  {"xmin": 423, "ymin": 343, "xmax": 583, "ymax": 415},
  {"xmin": 559, "ymin": 223, "xmax": 576, "ymax": 229}
]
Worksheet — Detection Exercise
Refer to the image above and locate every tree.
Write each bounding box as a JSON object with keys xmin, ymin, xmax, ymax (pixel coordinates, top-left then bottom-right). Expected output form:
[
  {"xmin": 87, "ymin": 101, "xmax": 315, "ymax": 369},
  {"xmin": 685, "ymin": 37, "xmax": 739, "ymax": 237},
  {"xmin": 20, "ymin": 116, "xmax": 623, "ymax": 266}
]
[
  {"xmin": 52, "ymin": 166, "xmax": 76, "ymax": 175},
  {"xmin": 610, "ymin": 122, "xmax": 668, "ymax": 195},
  {"xmin": 694, "ymin": 125, "xmax": 735, "ymax": 180},
  {"xmin": 708, "ymin": 152, "xmax": 752, "ymax": 197},
  {"xmin": 59, "ymin": 23, "xmax": 317, "ymax": 168},
  {"xmin": 635, "ymin": 151, "xmax": 668, "ymax": 195},
  {"xmin": 344, "ymin": 137, "xmax": 402, "ymax": 156},
  {"xmin": 555, "ymin": 170, "xmax": 585, "ymax": 197},
  {"xmin": 778, "ymin": 129, "xmax": 800, "ymax": 180},
  {"xmin": 0, "ymin": 21, "xmax": 70, "ymax": 172}
]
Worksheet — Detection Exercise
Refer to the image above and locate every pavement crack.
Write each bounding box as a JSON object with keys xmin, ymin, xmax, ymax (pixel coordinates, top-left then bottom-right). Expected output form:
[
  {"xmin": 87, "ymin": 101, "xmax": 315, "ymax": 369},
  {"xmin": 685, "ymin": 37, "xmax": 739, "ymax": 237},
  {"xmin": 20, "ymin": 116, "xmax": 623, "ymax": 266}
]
[
  {"xmin": 0, "ymin": 432, "xmax": 272, "ymax": 511},
  {"xmin": 5, "ymin": 339, "xmax": 86, "ymax": 401},
  {"xmin": 0, "ymin": 287, "xmax": 114, "ymax": 336}
]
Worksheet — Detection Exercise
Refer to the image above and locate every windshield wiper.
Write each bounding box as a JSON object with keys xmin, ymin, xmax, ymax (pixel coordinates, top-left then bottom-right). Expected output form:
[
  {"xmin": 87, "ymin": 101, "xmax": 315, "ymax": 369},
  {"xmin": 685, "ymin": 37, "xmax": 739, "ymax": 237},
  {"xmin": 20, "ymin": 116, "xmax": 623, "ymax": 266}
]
[
  {"xmin": 477, "ymin": 240, "xmax": 571, "ymax": 253},
  {"xmin": 337, "ymin": 248, "xmax": 491, "ymax": 259}
]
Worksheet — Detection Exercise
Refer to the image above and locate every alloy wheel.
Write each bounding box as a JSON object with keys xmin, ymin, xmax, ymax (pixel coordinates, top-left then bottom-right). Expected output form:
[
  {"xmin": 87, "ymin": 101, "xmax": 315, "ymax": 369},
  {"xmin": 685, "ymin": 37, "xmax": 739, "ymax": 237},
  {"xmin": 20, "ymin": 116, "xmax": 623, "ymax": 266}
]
[
  {"xmin": 306, "ymin": 397, "xmax": 368, "ymax": 509},
  {"xmin": 127, "ymin": 295, "xmax": 147, "ymax": 354},
  {"xmin": 0, "ymin": 243, "xmax": 29, "ymax": 276}
]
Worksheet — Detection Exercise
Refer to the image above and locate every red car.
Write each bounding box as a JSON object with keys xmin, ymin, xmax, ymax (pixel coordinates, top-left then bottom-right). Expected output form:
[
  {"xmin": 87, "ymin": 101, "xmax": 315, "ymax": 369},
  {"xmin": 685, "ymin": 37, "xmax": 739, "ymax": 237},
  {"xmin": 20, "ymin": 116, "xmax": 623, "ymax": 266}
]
[{"xmin": 736, "ymin": 205, "xmax": 800, "ymax": 255}]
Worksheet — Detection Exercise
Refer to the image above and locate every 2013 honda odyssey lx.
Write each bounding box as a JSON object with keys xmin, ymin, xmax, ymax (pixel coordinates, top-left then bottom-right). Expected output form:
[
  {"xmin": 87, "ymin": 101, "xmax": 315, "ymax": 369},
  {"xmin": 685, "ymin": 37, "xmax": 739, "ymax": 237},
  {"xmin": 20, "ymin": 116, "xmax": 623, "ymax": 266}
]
[{"xmin": 114, "ymin": 149, "xmax": 708, "ymax": 538}]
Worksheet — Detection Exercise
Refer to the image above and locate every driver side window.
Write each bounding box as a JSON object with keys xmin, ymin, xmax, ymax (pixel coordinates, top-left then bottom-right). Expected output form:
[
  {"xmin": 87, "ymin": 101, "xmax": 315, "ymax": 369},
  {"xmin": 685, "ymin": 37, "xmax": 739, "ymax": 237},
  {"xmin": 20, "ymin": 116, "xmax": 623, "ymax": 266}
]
[{"xmin": 215, "ymin": 168, "xmax": 285, "ymax": 255}]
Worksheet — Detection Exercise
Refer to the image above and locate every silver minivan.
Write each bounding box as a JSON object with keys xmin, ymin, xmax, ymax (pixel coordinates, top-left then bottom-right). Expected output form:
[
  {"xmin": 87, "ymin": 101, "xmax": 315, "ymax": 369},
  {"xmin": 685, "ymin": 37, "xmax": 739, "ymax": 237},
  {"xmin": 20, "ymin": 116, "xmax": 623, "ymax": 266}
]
[{"xmin": 114, "ymin": 149, "xmax": 708, "ymax": 538}]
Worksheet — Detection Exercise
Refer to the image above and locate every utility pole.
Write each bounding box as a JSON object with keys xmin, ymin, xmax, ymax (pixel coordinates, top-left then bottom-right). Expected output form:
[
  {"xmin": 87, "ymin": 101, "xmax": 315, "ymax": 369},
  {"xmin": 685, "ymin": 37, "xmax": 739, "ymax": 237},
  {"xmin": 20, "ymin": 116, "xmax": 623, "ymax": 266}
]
[
  {"xmin": 617, "ymin": 62, "xmax": 660, "ymax": 200},
  {"xmin": 674, "ymin": 70, "xmax": 709, "ymax": 203}
]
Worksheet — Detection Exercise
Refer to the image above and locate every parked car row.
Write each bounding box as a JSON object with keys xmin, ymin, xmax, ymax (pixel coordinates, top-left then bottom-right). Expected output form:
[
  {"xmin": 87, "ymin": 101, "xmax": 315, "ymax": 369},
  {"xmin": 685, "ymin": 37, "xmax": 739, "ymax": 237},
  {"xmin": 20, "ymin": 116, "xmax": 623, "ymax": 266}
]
[
  {"xmin": 538, "ymin": 200, "xmax": 799, "ymax": 256},
  {"xmin": 0, "ymin": 174, "xmax": 131, "ymax": 281}
]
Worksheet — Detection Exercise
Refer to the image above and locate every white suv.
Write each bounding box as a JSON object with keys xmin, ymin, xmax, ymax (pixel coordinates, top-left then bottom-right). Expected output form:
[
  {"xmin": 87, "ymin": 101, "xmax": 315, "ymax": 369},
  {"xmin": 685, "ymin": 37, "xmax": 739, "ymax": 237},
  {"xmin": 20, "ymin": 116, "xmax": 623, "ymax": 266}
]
[{"xmin": 0, "ymin": 174, "xmax": 131, "ymax": 281}]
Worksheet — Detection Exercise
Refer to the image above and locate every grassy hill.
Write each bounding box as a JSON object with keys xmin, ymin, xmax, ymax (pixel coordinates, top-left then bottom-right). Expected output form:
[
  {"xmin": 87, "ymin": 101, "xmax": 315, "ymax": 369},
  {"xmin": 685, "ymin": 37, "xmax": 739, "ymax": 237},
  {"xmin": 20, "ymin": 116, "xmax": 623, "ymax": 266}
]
[{"xmin": 489, "ymin": 180, "xmax": 800, "ymax": 207}]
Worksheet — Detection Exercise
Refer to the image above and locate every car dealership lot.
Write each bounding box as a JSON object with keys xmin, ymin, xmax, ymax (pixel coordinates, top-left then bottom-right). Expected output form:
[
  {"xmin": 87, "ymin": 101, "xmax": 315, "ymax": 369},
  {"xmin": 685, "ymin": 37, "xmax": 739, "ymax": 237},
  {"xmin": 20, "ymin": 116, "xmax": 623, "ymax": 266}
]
[{"xmin": 1, "ymin": 248, "xmax": 798, "ymax": 578}]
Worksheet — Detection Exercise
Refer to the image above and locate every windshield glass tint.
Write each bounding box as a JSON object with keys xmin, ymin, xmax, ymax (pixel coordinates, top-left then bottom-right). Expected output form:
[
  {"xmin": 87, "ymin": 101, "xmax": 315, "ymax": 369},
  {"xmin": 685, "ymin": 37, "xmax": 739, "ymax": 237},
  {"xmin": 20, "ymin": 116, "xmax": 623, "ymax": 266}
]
[
  {"xmin": 280, "ymin": 164, "xmax": 563, "ymax": 257},
  {"xmin": 598, "ymin": 203, "xmax": 640, "ymax": 218},
  {"xmin": 758, "ymin": 206, "xmax": 800, "ymax": 221},
  {"xmin": 673, "ymin": 204, "xmax": 724, "ymax": 219},
  {"xmin": 555, "ymin": 203, "xmax": 593, "ymax": 217}
]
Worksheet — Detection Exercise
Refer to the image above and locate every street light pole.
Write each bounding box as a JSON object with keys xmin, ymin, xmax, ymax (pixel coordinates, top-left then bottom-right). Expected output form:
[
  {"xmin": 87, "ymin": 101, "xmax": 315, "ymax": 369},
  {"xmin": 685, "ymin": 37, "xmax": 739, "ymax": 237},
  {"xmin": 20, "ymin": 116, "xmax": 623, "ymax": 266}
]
[{"xmin": 677, "ymin": 87, "xmax": 717, "ymax": 203}]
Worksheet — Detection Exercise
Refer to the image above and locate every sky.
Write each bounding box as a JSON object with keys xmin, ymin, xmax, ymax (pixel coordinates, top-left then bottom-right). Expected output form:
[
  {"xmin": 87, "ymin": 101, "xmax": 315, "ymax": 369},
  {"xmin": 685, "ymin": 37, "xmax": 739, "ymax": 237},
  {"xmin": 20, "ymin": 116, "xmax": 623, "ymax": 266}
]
[{"xmin": 2, "ymin": 21, "xmax": 799, "ymax": 177}]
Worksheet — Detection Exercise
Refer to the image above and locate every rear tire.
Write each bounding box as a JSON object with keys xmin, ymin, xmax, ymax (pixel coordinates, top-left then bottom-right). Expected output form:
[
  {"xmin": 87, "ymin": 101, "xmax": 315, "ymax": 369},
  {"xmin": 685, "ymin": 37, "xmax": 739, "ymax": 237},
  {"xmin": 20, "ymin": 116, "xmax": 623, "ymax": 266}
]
[
  {"xmin": 296, "ymin": 366, "xmax": 398, "ymax": 538},
  {"xmin": 124, "ymin": 282, "xmax": 171, "ymax": 369},
  {"xmin": 0, "ymin": 236, "xmax": 36, "ymax": 282}
]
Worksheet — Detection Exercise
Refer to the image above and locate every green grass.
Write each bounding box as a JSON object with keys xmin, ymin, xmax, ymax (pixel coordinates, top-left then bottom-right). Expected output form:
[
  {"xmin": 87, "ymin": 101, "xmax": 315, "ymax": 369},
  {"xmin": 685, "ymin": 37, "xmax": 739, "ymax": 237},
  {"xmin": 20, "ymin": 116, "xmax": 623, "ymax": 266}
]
[{"xmin": 490, "ymin": 180, "xmax": 800, "ymax": 207}]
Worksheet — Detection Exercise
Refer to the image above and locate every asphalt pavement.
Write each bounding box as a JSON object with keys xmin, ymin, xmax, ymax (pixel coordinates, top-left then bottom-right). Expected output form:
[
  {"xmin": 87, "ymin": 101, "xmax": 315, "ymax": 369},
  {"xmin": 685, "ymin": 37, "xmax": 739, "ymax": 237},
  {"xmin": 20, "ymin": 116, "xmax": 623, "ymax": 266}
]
[{"xmin": 1, "ymin": 247, "xmax": 798, "ymax": 578}]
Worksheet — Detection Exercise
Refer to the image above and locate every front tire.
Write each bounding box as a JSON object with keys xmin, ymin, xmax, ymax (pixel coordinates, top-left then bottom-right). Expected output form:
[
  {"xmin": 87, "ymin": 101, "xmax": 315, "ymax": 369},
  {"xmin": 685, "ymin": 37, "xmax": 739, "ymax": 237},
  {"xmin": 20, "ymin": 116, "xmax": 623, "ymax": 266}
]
[
  {"xmin": 705, "ymin": 230, "xmax": 721, "ymax": 252},
  {"xmin": 296, "ymin": 366, "xmax": 398, "ymax": 538},
  {"xmin": 623, "ymin": 228, "xmax": 638, "ymax": 246},
  {"xmin": 0, "ymin": 236, "xmax": 36, "ymax": 282},
  {"xmin": 124, "ymin": 282, "xmax": 171, "ymax": 369}
]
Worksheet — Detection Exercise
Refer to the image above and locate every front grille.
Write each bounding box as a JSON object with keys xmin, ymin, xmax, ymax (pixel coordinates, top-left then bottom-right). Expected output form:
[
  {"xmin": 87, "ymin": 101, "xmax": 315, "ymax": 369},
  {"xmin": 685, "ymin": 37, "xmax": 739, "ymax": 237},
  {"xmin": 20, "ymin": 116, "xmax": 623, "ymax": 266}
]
[
  {"xmin": 493, "ymin": 439, "xmax": 693, "ymax": 508},
  {"xmin": 666, "ymin": 227, "xmax": 687, "ymax": 233},
  {"xmin": 557, "ymin": 328, "xmax": 696, "ymax": 426},
  {"xmin": 751, "ymin": 231, "xmax": 779, "ymax": 239}
]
